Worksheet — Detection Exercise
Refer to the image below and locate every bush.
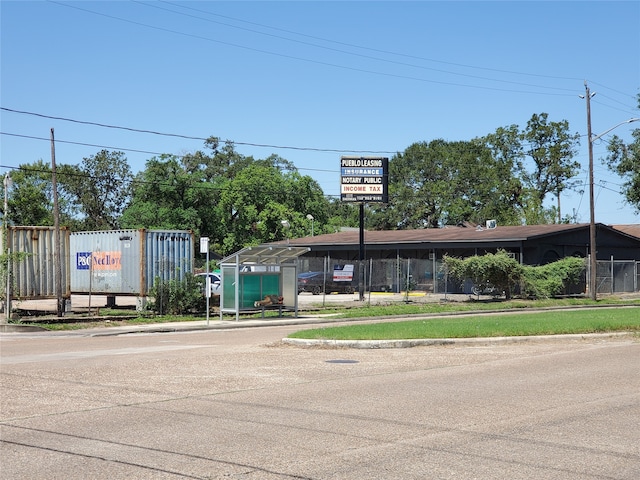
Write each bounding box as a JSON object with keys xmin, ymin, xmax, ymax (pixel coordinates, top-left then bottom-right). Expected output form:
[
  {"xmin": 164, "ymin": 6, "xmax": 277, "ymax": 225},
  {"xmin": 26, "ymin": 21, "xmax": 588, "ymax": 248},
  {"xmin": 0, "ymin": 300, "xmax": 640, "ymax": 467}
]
[
  {"xmin": 148, "ymin": 273, "xmax": 206, "ymax": 315},
  {"xmin": 444, "ymin": 251, "xmax": 586, "ymax": 300},
  {"xmin": 444, "ymin": 250, "xmax": 523, "ymax": 299},
  {"xmin": 521, "ymin": 257, "xmax": 586, "ymax": 299}
]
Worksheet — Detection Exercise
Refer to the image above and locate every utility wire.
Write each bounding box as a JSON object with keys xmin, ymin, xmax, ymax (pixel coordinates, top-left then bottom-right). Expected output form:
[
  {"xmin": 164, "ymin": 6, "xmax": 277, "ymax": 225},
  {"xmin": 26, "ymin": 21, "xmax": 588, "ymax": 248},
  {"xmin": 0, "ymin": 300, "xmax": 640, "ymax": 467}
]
[
  {"xmin": 47, "ymin": 0, "xmax": 577, "ymax": 97},
  {"xmin": 137, "ymin": 0, "xmax": 579, "ymax": 93},
  {"xmin": 0, "ymin": 132, "xmax": 342, "ymax": 177},
  {"xmin": 1, "ymin": 132, "xmax": 165, "ymax": 157},
  {"xmin": 0, "ymin": 108, "xmax": 398, "ymax": 155},
  {"xmin": 158, "ymin": 0, "xmax": 584, "ymax": 83}
]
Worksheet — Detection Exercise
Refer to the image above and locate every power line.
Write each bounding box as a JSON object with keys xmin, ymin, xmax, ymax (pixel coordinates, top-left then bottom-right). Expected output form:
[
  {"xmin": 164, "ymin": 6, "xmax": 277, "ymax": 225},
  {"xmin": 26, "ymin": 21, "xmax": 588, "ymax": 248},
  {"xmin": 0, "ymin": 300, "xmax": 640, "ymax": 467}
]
[
  {"xmin": 157, "ymin": 0, "xmax": 585, "ymax": 83},
  {"xmin": 136, "ymin": 0, "xmax": 579, "ymax": 93},
  {"xmin": 1, "ymin": 132, "xmax": 165, "ymax": 156},
  {"xmin": 3, "ymin": 109, "xmax": 635, "ymax": 201},
  {"xmin": 1, "ymin": 107, "xmax": 398, "ymax": 155},
  {"xmin": 46, "ymin": 1, "xmax": 578, "ymax": 97},
  {"xmin": 0, "ymin": 131, "xmax": 342, "ymax": 178},
  {"xmin": 0, "ymin": 162, "xmax": 347, "ymax": 201}
]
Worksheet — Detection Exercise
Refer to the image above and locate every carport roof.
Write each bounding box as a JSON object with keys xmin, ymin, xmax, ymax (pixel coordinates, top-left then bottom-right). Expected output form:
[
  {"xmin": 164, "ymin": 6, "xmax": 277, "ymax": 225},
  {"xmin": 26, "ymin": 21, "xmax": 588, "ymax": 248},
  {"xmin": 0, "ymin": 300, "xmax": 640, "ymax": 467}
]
[{"xmin": 220, "ymin": 245, "xmax": 311, "ymax": 266}]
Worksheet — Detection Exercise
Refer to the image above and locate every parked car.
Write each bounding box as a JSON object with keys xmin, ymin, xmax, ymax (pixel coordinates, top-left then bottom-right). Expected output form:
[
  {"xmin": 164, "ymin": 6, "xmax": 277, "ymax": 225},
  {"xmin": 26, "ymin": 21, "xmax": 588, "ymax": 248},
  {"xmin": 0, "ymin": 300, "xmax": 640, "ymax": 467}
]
[
  {"xmin": 196, "ymin": 272, "xmax": 222, "ymax": 297},
  {"xmin": 298, "ymin": 271, "xmax": 356, "ymax": 295}
]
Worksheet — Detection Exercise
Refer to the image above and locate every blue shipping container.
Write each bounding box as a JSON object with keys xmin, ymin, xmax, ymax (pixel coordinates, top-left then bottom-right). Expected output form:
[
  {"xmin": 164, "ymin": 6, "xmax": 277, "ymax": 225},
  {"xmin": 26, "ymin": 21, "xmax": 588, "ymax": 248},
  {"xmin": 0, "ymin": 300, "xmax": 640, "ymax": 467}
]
[{"xmin": 70, "ymin": 229, "xmax": 193, "ymax": 295}]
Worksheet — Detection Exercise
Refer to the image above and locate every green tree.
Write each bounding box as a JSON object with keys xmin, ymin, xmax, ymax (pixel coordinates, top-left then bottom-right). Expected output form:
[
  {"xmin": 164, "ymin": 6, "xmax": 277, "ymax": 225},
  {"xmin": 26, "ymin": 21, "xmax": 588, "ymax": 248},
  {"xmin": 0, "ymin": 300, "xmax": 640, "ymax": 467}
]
[
  {"xmin": 519, "ymin": 113, "xmax": 581, "ymax": 222},
  {"xmin": 216, "ymin": 161, "xmax": 329, "ymax": 254},
  {"xmin": 327, "ymin": 199, "xmax": 361, "ymax": 232},
  {"xmin": 604, "ymin": 95, "xmax": 640, "ymax": 213},
  {"xmin": 123, "ymin": 142, "xmax": 331, "ymax": 256},
  {"xmin": 59, "ymin": 150, "xmax": 133, "ymax": 230},
  {"xmin": 3, "ymin": 161, "xmax": 80, "ymax": 229},
  {"xmin": 120, "ymin": 154, "xmax": 215, "ymax": 233},
  {"xmin": 482, "ymin": 114, "xmax": 581, "ymax": 224},
  {"xmin": 370, "ymin": 139, "xmax": 523, "ymax": 229},
  {"xmin": 181, "ymin": 136, "xmax": 250, "ymax": 181}
]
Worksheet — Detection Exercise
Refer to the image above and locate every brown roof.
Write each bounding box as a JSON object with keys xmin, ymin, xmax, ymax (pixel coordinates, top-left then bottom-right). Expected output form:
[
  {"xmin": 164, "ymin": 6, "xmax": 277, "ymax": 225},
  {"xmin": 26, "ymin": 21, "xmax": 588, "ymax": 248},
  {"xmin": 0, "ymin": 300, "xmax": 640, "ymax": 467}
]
[
  {"xmin": 612, "ymin": 224, "xmax": 640, "ymax": 239},
  {"xmin": 281, "ymin": 223, "xmax": 599, "ymax": 247}
]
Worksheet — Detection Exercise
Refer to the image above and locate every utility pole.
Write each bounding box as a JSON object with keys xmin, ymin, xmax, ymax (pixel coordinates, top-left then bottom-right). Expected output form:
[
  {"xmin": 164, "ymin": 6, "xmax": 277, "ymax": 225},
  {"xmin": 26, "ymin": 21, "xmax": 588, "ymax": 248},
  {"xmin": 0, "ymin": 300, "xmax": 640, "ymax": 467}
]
[
  {"xmin": 51, "ymin": 128, "xmax": 64, "ymax": 317},
  {"xmin": 583, "ymin": 81, "xmax": 597, "ymax": 301},
  {"xmin": 2, "ymin": 172, "xmax": 11, "ymax": 324}
]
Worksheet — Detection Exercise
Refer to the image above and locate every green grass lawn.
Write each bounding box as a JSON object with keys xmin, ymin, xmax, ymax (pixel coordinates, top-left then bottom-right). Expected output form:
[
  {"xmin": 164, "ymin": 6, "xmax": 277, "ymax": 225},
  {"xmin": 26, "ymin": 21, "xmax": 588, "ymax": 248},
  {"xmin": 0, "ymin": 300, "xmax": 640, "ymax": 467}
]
[
  {"xmin": 15, "ymin": 297, "xmax": 640, "ymax": 334},
  {"xmin": 287, "ymin": 307, "xmax": 640, "ymax": 340}
]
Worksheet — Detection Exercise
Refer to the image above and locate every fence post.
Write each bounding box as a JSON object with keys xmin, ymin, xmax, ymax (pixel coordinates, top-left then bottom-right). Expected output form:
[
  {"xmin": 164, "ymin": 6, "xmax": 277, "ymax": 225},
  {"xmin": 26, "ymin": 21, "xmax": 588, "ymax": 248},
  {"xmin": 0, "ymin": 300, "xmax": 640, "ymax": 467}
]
[{"xmin": 611, "ymin": 255, "xmax": 614, "ymax": 294}]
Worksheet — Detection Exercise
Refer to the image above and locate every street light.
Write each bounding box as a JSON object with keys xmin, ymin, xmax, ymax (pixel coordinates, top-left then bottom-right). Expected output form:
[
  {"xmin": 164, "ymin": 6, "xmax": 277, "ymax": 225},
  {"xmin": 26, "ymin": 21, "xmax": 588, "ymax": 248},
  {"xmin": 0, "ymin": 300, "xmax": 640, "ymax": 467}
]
[
  {"xmin": 582, "ymin": 81, "xmax": 640, "ymax": 300},
  {"xmin": 280, "ymin": 220, "xmax": 290, "ymax": 245},
  {"xmin": 306, "ymin": 214, "xmax": 314, "ymax": 237}
]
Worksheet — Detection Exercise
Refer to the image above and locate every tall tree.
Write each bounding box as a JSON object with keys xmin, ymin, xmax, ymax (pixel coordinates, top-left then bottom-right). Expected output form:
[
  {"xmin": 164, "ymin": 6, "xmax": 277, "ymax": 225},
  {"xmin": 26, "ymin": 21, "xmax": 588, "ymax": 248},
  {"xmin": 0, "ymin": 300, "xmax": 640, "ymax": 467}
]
[
  {"xmin": 120, "ymin": 154, "xmax": 216, "ymax": 233},
  {"xmin": 604, "ymin": 94, "xmax": 640, "ymax": 213},
  {"xmin": 182, "ymin": 136, "xmax": 252, "ymax": 181},
  {"xmin": 216, "ymin": 161, "xmax": 329, "ymax": 254},
  {"xmin": 483, "ymin": 114, "xmax": 581, "ymax": 224},
  {"xmin": 369, "ymin": 139, "xmax": 523, "ymax": 229},
  {"xmin": 3, "ymin": 161, "xmax": 80, "ymax": 228},
  {"xmin": 59, "ymin": 150, "xmax": 133, "ymax": 230},
  {"xmin": 326, "ymin": 199, "xmax": 360, "ymax": 232},
  {"xmin": 519, "ymin": 113, "xmax": 581, "ymax": 221},
  {"xmin": 122, "ymin": 146, "xmax": 330, "ymax": 255}
]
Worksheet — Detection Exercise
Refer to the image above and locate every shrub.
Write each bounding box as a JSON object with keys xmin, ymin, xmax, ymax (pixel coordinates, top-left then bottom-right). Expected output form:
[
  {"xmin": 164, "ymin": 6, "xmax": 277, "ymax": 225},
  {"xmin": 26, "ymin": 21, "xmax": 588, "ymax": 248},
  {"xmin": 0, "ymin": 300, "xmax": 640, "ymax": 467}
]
[
  {"xmin": 147, "ymin": 273, "xmax": 206, "ymax": 315},
  {"xmin": 444, "ymin": 250, "xmax": 523, "ymax": 299},
  {"xmin": 521, "ymin": 257, "xmax": 586, "ymax": 299}
]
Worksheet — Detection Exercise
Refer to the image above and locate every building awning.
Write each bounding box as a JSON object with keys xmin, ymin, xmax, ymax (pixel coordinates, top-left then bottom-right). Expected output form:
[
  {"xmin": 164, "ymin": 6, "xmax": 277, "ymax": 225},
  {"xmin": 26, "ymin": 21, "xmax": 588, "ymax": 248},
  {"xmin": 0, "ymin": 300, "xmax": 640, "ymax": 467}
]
[{"xmin": 220, "ymin": 245, "xmax": 311, "ymax": 266}]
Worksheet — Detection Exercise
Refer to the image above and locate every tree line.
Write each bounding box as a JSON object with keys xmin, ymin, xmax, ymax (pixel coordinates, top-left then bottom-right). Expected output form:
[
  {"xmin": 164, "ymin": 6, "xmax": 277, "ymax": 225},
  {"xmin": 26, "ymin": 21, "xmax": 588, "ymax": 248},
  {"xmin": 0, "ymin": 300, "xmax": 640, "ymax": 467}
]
[{"xmin": 3, "ymin": 108, "xmax": 639, "ymax": 257}]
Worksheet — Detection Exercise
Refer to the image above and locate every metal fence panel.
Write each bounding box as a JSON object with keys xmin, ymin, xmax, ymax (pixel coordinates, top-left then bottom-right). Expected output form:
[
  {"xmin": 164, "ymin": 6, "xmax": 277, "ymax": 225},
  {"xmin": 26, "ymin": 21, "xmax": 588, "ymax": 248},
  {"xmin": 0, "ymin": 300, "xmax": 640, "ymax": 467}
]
[
  {"xmin": 300, "ymin": 256, "xmax": 639, "ymax": 295},
  {"xmin": 611, "ymin": 260, "xmax": 637, "ymax": 293}
]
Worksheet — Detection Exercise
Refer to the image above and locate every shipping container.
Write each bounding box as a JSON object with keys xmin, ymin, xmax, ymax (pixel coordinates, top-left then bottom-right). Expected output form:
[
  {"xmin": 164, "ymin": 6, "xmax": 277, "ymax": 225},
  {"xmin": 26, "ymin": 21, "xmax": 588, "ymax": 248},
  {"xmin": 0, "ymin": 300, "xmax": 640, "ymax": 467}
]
[
  {"xmin": 70, "ymin": 229, "xmax": 194, "ymax": 296},
  {"xmin": 4, "ymin": 226, "xmax": 71, "ymax": 299}
]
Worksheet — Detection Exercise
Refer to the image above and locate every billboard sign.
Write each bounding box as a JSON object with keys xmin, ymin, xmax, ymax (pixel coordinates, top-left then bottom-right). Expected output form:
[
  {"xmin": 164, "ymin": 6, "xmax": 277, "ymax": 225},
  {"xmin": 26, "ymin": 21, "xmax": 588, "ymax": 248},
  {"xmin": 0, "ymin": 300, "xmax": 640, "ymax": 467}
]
[{"xmin": 340, "ymin": 156, "xmax": 388, "ymax": 203}]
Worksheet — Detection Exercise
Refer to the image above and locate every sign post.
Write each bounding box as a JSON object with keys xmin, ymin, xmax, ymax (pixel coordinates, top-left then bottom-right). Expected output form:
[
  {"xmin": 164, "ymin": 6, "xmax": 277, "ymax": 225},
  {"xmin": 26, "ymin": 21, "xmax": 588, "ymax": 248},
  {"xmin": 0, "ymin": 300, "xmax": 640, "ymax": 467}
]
[
  {"xmin": 200, "ymin": 237, "xmax": 210, "ymax": 325},
  {"xmin": 340, "ymin": 157, "xmax": 388, "ymax": 300}
]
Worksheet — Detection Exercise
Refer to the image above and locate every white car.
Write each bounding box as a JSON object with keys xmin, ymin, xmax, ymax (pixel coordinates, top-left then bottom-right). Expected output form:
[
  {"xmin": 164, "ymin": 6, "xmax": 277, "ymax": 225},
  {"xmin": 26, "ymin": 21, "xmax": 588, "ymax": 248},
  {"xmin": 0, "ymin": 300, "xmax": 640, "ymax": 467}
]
[{"xmin": 197, "ymin": 272, "xmax": 222, "ymax": 297}]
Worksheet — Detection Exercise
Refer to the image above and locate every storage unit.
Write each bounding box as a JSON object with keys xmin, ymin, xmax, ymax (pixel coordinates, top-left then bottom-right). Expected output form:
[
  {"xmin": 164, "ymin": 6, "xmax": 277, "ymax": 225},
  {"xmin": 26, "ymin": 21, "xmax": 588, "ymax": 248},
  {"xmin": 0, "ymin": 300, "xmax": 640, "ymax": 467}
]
[
  {"xmin": 70, "ymin": 229, "xmax": 194, "ymax": 296},
  {"xmin": 4, "ymin": 226, "xmax": 71, "ymax": 299}
]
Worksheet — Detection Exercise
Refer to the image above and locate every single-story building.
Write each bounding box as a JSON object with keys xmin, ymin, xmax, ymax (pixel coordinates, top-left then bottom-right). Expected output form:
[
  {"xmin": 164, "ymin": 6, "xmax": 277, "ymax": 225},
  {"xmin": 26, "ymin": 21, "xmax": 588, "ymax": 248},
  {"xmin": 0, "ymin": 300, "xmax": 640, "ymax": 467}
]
[
  {"xmin": 271, "ymin": 222, "xmax": 640, "ymax": 294},
  {"xmin": 279, "ymin": 222, "xmax": 640, "ymax": 263}
]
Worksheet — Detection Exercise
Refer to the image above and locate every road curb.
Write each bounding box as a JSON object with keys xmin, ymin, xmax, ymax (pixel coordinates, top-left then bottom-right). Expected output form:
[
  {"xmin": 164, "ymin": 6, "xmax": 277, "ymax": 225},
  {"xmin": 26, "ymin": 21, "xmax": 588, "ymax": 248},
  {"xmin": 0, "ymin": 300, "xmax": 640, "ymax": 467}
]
[{"xmin": 281, "ymin": 332, "xmax": 637, "ymax": 349}]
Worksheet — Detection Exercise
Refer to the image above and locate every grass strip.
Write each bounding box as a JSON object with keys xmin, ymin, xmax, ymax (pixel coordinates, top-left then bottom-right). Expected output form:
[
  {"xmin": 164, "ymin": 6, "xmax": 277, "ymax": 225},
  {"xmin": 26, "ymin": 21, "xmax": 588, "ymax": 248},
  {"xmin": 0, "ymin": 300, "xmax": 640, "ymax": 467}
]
[{"xmin": 287, "ymin": 308, "xmax": 640, "ymax": 340}]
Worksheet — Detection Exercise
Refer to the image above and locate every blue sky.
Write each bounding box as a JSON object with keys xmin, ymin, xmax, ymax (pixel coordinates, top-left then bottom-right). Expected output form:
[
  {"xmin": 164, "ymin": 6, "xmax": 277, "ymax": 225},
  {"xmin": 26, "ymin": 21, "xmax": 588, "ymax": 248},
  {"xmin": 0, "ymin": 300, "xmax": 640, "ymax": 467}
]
[{"xmin": 2, "ymin": 1, "xmax": 639, "ymax": 225}]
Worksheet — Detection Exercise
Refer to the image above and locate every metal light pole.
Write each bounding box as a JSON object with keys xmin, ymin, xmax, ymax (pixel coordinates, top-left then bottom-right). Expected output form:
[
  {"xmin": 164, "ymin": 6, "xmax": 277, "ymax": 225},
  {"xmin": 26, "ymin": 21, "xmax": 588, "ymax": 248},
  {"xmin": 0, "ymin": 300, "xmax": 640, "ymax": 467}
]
[
  {"xmin": 280, "ymin": 220, "xmax": 290, "ymax": 245},
  {"xmin": 581, "ymin": 81, "xmax": 639, "ymax": 300}
]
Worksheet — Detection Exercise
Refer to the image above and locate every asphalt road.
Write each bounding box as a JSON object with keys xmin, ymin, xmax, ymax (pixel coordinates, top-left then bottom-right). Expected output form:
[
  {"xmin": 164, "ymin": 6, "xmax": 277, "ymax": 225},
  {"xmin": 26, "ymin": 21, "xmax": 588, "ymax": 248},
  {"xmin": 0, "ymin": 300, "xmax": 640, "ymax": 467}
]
[{"xmin": 1, "ymin": 322, "xmax": 639, "ymax": 479}]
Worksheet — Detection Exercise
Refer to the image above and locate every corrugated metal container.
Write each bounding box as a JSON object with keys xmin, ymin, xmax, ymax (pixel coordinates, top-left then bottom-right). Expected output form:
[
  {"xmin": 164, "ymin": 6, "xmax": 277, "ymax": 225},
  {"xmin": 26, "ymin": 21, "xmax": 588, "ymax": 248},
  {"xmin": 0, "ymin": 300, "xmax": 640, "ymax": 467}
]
[
  {"xmin": 5, "ymin": 226, "xmax": 71, "ymax": 299},
  {"xmin": 70, "ymin": 229, "xmax": 193, "ymax": 295}
]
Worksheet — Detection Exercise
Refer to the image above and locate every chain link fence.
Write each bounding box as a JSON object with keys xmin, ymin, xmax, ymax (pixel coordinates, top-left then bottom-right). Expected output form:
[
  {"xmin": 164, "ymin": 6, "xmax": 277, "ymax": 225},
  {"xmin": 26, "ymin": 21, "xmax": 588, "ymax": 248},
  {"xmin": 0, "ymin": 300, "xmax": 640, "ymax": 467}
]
[
  {"xmin": 592, "ymin": 258, "xmax": 639, "ymax": 294},
  {"xmin": 299, "ymin": 256, "xmax": 639, "ymax": 295}
]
